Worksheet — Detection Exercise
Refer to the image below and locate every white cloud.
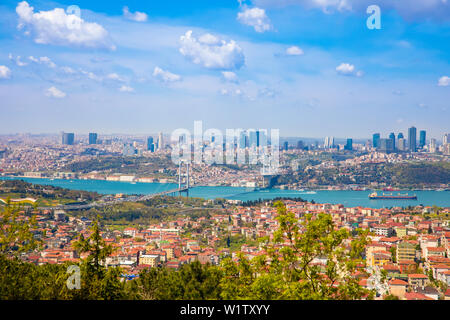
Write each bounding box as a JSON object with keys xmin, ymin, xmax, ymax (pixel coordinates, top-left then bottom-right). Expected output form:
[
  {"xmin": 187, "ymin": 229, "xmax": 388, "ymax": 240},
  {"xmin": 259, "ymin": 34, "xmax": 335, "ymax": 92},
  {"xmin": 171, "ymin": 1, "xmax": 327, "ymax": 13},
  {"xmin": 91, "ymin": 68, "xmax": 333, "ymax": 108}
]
[
  {"xmin": 28, "ymin": 56, "xmax": 56, "ymax": 68},
  {"xmin": 16, "ymin": 1, "xmax": 114, "ymax": 50},
  {"xmin": 198, "ymin": 33, "xmax": 220, "ymax": 45},
  {"xmin": 179, "ymin": 30, "xmax": 245, "ymax": 70},
  {"xmin": 438, "ymin": 76, "xmax": 450, "ymax": 87},
  {"xmin": 222, "ymin": 71, "xmax": 238, "ymax": 82},
  {"xmin": 286, "ymin": 46, "xmax": 304, "ymax": 56},
  {"xmin": 9, "ymin": 53, "xmax": 28, "ymax": 67},
  {"xmin": 45, "ymin": 86, "xmax": 66, "ymax": 98},
  {"xmin": 336, "ymin": 63, "xmax": 354, "ymax": 75},
  {"xmin": 237, "ymin": 7, "xmax": 272, "ymax": 32},
  {"xmin": 336, "ymin": 63, "xmax": 363, "ymax": 77},
  {"xmin": 80, "ymin": 70, "xmax": 102, "ymax": 81},
  {"xmin": 119, "ymin": 85, "xmax": 134, "ymax": 92},
  {"xmin": 153, "ymin": 67, "xmax": 181, "ymax": 82},
  {"xmin": 107, "ymin": 73, "xmax": 125, "ymax": 82},
  {"xmin": 123, "ymin": 6, "xmax": 148, "ymax": 22},
  {"xmin": 0, "ymin": 66, "xmax": 11, "ymax": 79},
  {"xmin": 61, "ymin": 66, "xmax": 77, "ymax": 74}
]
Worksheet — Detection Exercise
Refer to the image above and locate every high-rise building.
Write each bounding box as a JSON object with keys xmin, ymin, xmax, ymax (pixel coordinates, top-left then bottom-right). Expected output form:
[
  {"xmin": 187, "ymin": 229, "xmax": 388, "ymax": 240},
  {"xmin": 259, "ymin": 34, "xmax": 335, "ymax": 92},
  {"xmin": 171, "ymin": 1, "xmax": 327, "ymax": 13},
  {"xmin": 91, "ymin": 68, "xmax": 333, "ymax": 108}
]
[
  {"xmin": 398, "ymin": 138, "xmax": 406, "ymax": 151},
  {"xmin": 389, "ymin": 132, "xmax": 396, "ymax": 150},
  {"xmin": 373, "ymin": 133, "xmax": 380, "ymax": 149},
  {"xmin": 378, "ymin": 138, "xmax": 394, "ymax": 153},
  {"xmin": 283, "ymin": 141, "xmax": 289, "ymax": 151},
  {"xmin": 324, "ymin": 136, "xmax": 334, "ymax": 149},
  {"xmin": 258, "ymin": 130, "xmax": 267, "ymax": 148},
  {"xmin": 249, "ymin": 130, "xmax": 258, "ymax": 147},
  {"xmin": 147, "ymin": 136, "xmax": 154, "ymax": 151},
  {"xmin": 62, "ymin": 132, "xmax": 74, "ymax": 145},
  {"xmin": 344, "ymin": 138, "xmax": 353, "ymax": 151},
  {"xmin": 297, "ymin": 140, "xmax": 304, "ymax": 150},
  {"xmin": 397, "ymin": 133, "xmax": 404, "ymax": 139},
  {"xmin": 419, "ymin": 130, "xmax": 426, "ymax": 148},
  {"xmin": 443, "ymin": 133, "xmax": 449, "ymax": 145},
  {"xmin": 429, "ymin": 139, "xmax": 437, "ymax": 153},
  {"xmin": 88, "ymin": 133, "xmax": 97, "ymax": 145},
  {"xmin": 239, "ymin": 131, "xmax": 247, "ymax": 149},
  {"xmin": 408, "ymin": 126, "xmax": 417, "ymax": 152},
  {"xmin": 158, "ymin": 132, "xmax": 164, "ymax": 150},
  {"xmin": 256, "ymin": 130, "xmax": 260, "ymax": 147}
]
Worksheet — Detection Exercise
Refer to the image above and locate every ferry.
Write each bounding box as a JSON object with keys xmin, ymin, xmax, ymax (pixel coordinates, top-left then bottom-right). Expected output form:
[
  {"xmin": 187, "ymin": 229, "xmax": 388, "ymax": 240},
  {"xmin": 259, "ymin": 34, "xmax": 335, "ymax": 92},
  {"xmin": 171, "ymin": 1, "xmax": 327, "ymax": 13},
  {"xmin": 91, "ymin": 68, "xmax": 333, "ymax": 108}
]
[{"xmin": 369, "ymin": 192, "xmax": 417, "ymax": 200}]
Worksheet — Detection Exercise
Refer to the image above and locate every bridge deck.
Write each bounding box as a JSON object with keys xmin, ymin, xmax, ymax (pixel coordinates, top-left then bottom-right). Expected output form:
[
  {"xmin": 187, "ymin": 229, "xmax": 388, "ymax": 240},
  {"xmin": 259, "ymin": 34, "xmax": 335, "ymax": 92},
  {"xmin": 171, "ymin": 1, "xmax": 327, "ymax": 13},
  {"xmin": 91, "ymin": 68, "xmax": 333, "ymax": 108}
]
[{"xmin": 38, "ymin": 187, "xmax": 190, "ymax": 211}]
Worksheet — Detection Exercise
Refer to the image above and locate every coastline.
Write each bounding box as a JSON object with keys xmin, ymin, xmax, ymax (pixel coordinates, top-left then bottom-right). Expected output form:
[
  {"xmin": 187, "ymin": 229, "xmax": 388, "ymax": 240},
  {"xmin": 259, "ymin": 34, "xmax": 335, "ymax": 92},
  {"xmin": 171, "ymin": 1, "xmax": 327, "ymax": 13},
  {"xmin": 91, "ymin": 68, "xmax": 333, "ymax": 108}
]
[{"xmin": 2, "ymin": 175, "xmax": 449, "ymax": 192}]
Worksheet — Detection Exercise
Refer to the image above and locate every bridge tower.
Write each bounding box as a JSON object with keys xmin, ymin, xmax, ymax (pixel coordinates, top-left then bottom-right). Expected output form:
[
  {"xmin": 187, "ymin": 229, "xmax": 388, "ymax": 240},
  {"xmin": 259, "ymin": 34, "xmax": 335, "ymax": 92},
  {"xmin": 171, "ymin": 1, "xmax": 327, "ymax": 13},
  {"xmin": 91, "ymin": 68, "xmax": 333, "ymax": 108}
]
[{"xmin": 178, "ymin": 161, "xmax": 190, "ymax": 196}]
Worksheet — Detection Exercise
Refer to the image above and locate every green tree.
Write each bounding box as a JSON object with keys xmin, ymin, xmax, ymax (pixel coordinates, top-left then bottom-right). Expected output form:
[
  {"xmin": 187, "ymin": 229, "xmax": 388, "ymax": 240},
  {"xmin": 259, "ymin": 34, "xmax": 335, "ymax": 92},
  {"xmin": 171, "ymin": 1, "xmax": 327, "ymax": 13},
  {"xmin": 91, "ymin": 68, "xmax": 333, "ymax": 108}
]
[
  {"xmin": 0, "ymin": 200, "xmax": 41, "ymax": 256},
  {"xmin": 219, "ymin": 201, "xmax": 373, "ymax": 300},
  {"xmin": 390, "ymin": 246, "xmax": 397, "ymax": 263},
  {"xmin": 73, "ymin": 217, "xmax": 126, "ymax": 300},
  {"xmin": 128, "ymin": 262, "xmax": 222, "ymax": 300}
]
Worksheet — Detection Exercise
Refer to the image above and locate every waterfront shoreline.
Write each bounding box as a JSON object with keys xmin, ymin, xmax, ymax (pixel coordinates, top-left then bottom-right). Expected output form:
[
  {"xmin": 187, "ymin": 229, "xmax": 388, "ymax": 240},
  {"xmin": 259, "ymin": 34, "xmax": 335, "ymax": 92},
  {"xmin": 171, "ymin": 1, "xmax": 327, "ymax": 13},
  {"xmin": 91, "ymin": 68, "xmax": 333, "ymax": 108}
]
[
  {"xmin": 1, "ymin": 176, "xmax": 449, "ymax": 209},
  {"xmin": 2, "ymin": 175, "xmax": 448, "ymax": 192}
]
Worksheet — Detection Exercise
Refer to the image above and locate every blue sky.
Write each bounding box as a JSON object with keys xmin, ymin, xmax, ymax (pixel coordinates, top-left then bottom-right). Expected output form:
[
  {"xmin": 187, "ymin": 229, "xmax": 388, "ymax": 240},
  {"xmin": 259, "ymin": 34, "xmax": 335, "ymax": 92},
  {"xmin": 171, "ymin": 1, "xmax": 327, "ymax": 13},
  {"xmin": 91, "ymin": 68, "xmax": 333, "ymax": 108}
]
[{"xmin": 0, "ymin": 0, "xmax": 449, "ymax": 139}]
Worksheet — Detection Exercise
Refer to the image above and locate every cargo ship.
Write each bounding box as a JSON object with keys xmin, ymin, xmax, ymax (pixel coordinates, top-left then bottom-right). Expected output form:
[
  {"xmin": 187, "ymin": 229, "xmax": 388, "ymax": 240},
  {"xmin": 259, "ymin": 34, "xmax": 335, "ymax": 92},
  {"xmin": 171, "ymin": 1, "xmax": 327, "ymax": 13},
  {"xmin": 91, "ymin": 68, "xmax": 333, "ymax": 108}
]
[{"xmin": 369, "ymin": 192, "xmax": 417, "ymax": 200}]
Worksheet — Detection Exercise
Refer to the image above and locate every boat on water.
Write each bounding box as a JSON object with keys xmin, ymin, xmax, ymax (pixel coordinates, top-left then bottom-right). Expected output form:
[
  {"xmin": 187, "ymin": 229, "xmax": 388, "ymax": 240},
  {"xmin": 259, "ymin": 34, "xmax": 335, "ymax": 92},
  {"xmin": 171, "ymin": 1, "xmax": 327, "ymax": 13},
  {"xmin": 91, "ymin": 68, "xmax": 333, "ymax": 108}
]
[{"xmin": 369, "ymin": 191, "xmax": 417, "ymax": 200}]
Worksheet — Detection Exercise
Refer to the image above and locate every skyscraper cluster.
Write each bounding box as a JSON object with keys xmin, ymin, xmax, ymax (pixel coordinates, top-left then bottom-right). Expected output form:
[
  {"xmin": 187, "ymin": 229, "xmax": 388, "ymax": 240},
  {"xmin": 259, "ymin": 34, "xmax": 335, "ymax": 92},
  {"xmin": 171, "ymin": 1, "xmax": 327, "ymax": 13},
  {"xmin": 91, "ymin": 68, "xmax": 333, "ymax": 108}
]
[
  {"xmin": 372, "ymin": 126, "xmax": 426, "ymax": 153},
  {"xmin": 237, "ymin": 130, "xmax": 267, "ymax": 149},
  {"xmin": 324, "ymin": 136, "xmax": 335, "ymax": 149}
]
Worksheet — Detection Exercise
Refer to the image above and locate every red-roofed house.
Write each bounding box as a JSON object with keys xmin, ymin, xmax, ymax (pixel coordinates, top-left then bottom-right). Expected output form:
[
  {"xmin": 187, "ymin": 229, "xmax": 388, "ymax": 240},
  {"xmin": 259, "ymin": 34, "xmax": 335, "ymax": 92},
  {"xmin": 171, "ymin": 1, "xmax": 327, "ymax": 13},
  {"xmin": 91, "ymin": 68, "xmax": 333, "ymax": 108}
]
[{"xmin": 389, "ymin": 279, "xmax": 408, "ymax": 299}]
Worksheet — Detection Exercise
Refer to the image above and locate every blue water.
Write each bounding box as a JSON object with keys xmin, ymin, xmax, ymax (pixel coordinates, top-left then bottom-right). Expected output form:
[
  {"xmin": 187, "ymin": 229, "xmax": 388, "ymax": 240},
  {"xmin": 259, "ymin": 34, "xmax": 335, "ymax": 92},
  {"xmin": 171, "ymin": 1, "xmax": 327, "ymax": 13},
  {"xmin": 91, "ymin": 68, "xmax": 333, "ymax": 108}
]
[{"xmin": 1, "ymin": 177, "xmax": 449, "ymax": 209}]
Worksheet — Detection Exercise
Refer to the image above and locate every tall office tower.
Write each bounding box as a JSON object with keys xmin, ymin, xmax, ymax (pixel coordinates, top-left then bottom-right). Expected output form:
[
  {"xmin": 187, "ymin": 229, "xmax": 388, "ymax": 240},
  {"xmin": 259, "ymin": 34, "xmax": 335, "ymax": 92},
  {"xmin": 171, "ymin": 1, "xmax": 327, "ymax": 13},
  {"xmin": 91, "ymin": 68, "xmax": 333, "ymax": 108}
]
[
  {"xmin": 239, "ymin": 131, "xmax": 247, "ymax": 149},
  {"xmin": 147, "ymin": 136, "xmax": 154, "ymax": 151},
  {"xmin": 373, "ymin": 133, "xmax": 380, "ymax": 149},
  {"xmin": 88, "ymin": 133, "xmax": 98, "ymax": 145},
  {"xmin": 408, "ymin": 126, "xmax": 417, "ymax": 152},
  {"xmin": 297, "ymin": 140, "xmax": 304, "ymax": 150},
  {"xmin": 258, "ymin": 130, "xmax": 267, "ymax": 148},
  {"xmin": 283, "ymin": 141, "xmax": 289, "ymax": 151},
  {"xmin": 329, "ymin": 136, "xmax": 334, "ymax": 148},
  {"xmin": 389, "ymin": 132, "xmax": 396, "ymax": 150},
  {"xmin": 344, "ymin": 138, "xmax": 353, "ymax": 151},
  {"xmin": 429, "ymin": 139, "xmax": 437, "ymax": 153},
  {"xmin": 256, "ymin": 130, "xmax": 260, "ymax": 147},
  {"xmin": 62, "ymin": 132, "xmax": 74, "ymax": 145},
  {"xmin": 324, "ymin": 136, "xmax": 329, "ymax": 148},
  {"xmin": 398, "ymin": 138, "xmax": 406, "ymax": 151},
  {"xmin": 249, "ymin": 130, "xmax": 258, "ymax": 147},
  {"xmin": 443, "ymin": 133, "xmax": 450, "ymax": 145},
  {"xmin": 158, "ymin": 132, "xmax": 164, "ymax": 150},
  {"xmin": 379, "ymin": 138, "xmax": 394, "ymax": 153},
  {"xmin": 419, "ymin": 130, "xmax": 426, "ymax": 148}
]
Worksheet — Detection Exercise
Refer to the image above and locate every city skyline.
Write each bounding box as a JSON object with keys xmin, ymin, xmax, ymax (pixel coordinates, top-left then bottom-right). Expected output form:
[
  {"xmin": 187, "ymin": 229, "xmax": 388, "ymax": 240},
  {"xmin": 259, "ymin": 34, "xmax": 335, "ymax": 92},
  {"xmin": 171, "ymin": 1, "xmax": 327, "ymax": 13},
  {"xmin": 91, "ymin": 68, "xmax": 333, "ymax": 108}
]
[
  {"xmin": 0, "ymin": 1, "xmax": 449, "ymax": 137},
  {"xmin": 2, "ymin": 126, "xmax": 448, "ymax": 143}
]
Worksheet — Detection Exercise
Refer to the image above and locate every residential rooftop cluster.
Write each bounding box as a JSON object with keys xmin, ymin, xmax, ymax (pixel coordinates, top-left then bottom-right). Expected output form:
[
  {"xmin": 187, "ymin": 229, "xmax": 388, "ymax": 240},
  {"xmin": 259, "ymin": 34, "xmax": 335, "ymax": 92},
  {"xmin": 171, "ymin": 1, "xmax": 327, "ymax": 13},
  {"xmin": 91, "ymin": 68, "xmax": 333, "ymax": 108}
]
[{"xmin": 16, "ymin": 198, "xmax": 450, "ymax": 300}]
